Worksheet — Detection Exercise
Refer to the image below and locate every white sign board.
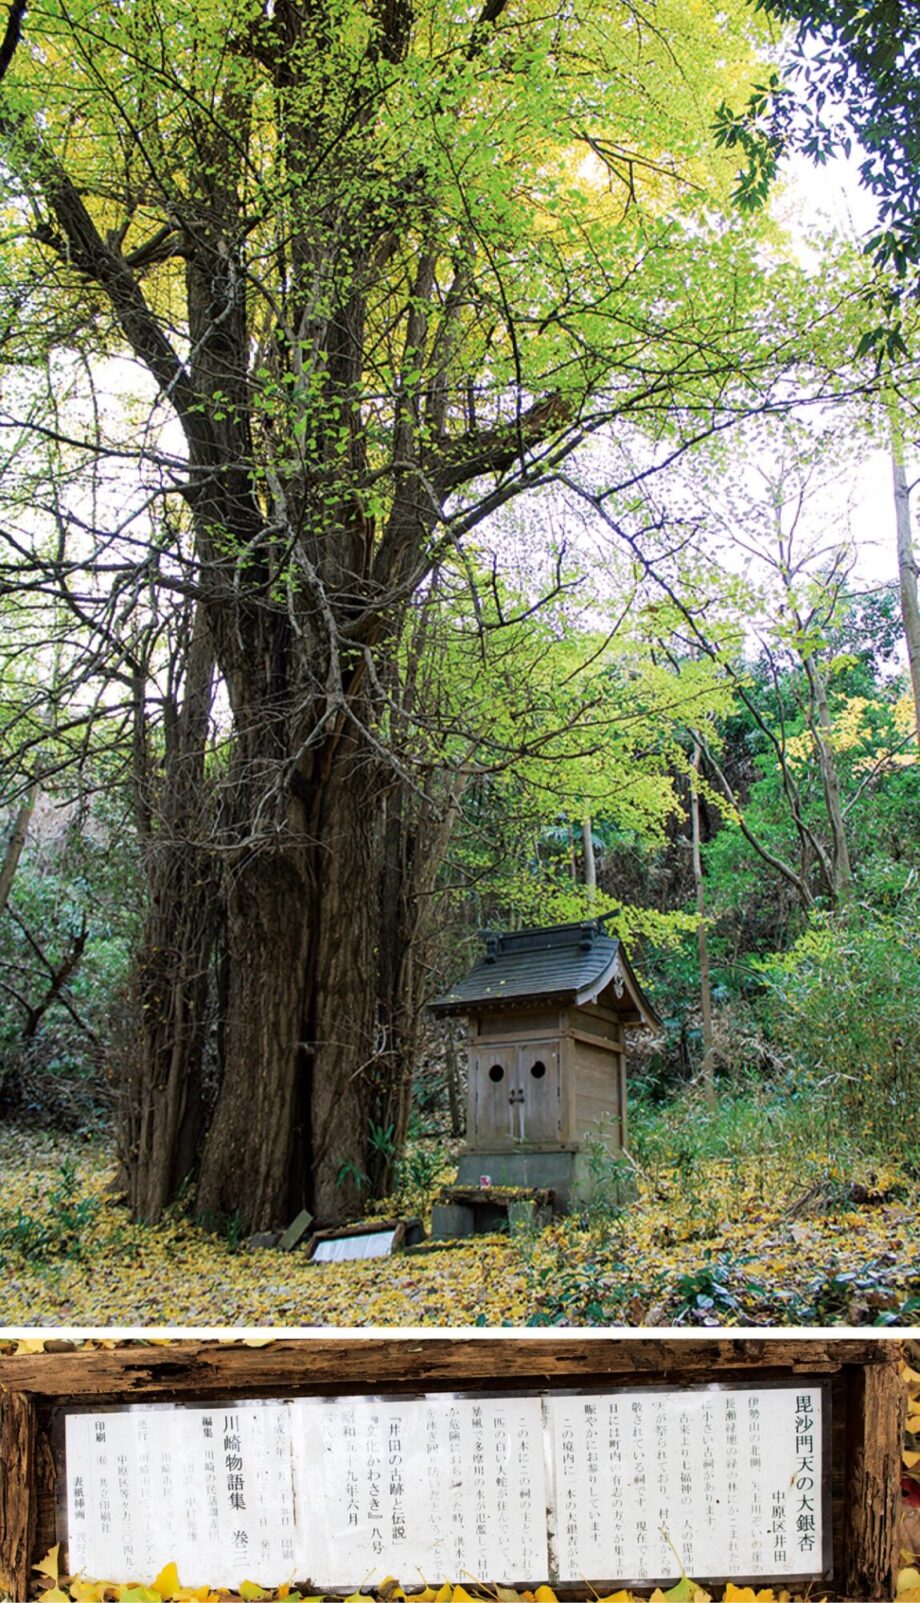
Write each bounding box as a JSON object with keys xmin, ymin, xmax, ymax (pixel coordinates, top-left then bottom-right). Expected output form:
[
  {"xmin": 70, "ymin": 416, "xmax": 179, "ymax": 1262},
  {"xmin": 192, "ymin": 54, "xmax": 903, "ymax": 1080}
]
[
  {"xmin": 312, "ymin": 1231, "xmax": 397, "ymax": 1262},
  {"xmin": 66, "ymin": 1404, "xmax": 299, "ymax": 1586},
  {"xmin": 64, "ymin": 1386, "xmax": 826, "ymax": 1588},
  {"xmin": 294, "ymin": 1396, "xmax": 547, "ymax": 1582},
  {"xmin": 547, "ymin": 1388, "xmax": 824, "ymax": 1581}
]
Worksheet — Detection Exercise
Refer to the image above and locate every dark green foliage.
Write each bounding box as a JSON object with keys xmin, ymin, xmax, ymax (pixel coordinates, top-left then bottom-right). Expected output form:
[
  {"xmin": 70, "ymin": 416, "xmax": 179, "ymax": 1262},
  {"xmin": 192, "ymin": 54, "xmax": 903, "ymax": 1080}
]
[
  {"xmin": 758, "ymin": 900, "xmax": 920, "ymax": 1164},
  {"xmin": 0, "ymin": 792, "xmax": 139, "ymax": 1128},
  {"xmin": 715, "ymin": 0, "xmax": 920, "ymax": 342},
  {"xmin": 672, "ymin": 1251, "xmax": 768, "ymax": 1323}
]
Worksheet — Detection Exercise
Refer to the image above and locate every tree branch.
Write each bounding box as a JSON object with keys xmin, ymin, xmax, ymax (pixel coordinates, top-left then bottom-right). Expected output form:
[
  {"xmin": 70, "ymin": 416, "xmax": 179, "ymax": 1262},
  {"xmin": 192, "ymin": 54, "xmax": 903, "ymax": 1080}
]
[
  {"xmin": 0, "ymin": 110, "xmax": 205, "ymax": 443},
  {"xmin": 0, "ymin": 0, "xmax": 26, "ymax": 83},
  {"xmin": 429, "ymin": 392, "xmax": 572, "ymax": 492}
]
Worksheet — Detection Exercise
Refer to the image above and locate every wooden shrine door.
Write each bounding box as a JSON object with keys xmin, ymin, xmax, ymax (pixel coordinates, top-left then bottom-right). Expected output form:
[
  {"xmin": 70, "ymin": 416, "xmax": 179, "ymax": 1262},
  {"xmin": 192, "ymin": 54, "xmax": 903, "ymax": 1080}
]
[{"xmin": 473, "ymin": 1044, "xmax": 562, "ymax": 1144}]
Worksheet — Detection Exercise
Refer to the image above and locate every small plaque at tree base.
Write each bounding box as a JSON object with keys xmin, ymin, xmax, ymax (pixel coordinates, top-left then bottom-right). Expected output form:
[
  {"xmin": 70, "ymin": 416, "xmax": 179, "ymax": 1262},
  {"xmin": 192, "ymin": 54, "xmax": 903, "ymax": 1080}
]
[{"xmin": 278, "ymin": 1209, "xmax": 314, "ymax": 1252}]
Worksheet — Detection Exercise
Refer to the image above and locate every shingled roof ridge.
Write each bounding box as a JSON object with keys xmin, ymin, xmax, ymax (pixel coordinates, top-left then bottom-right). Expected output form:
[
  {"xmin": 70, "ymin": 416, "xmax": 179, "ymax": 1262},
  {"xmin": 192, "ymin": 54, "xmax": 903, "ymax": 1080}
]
[{"xmin": 481, "ymin": 915, "xmax": 615, "ymax": 954}]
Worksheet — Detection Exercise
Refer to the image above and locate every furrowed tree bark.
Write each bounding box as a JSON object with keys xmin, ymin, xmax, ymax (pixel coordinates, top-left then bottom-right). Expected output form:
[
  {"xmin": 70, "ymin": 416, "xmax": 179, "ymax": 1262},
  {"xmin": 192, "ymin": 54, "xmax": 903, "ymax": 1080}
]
[
  {"xmin": 890, "ymin": 412, "xmax": 920, "ymax": 745},
  {"xmin": 195, "ymin": 728, "xmax": 381, "ymax": 1229},
  {"xmin": 121, "ymin": 605, "xmax": 220, "ymax": 1221},
  {"xmin": 367, "ymin": 757, "xmax": 467, "ymax": 1195},
  {"xmin": 0, "ymin": 1387, "xmax": 36, "ymax": 1603},
  {"xmin": 843, "ymin": 1355, "xmax": 904, "ymax": 1598}
]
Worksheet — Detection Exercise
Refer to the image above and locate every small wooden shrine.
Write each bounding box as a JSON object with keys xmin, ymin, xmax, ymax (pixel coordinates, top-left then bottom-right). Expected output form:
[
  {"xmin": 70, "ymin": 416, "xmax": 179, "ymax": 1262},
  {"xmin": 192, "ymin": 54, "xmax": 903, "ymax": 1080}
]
[{"xmin": 429, "ymin": 918, "xmax": 658, "ymax": 1221}]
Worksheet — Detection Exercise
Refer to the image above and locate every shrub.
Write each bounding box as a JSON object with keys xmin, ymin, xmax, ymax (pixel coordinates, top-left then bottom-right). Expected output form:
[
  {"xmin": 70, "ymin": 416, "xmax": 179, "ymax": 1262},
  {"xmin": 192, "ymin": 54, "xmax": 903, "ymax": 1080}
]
[
  {"xmin": 0, "ymin": 1159, "xmax": 101, "ymax": 1261},
  {"xmin": 756, "ymin": 901, "xmax": 920, "ymax": 1165}
]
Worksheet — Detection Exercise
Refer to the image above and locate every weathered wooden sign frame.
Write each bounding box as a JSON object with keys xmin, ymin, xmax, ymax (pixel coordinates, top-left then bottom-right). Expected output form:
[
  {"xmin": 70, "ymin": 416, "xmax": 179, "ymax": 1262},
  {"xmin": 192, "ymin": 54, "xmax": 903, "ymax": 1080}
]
[{"xmin": 0, "ymin": 1338, "xmax": 904, "ymax": 1602}]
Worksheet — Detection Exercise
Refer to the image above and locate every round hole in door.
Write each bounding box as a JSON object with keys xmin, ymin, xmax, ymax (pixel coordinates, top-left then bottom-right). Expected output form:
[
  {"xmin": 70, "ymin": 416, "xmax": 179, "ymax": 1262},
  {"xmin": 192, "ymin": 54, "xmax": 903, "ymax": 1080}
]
[
  {"xmin": 488, "ymin": 1063, "xmax": 505, "ymax": 1083},
  {"xmin": 530, "ymin": 1059, "xmax": 547, "ymax": 1079}
]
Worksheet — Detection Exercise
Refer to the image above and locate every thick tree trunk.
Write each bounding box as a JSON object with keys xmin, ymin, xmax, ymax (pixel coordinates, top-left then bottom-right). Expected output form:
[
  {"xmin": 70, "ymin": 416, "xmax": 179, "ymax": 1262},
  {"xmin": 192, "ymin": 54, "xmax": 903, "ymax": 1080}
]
[
  {"xmin": 890, "ymin": 430, "xmax": 920, "ymax": 745},
  {"xmin": 304, "ymin": 752, "xmax": 381, "ymax": 1223},
  {"xmin": 124, "ymin": 856, "xmax": 219, "ymax": 1220},
  {"xmin": 368, "ymin": 765, "xmax": 469, "ymax": 1188},
  {"xmin": 119, "ymin": 609, "xmax": 219, "ymax": 1221},
  {"xmin": 194, "ymin": 846, "xmax": 313, "ymax": 1229},
  {"xmin": 195, "ymin": 735, "xmax": 382, "ymax": 1231}
]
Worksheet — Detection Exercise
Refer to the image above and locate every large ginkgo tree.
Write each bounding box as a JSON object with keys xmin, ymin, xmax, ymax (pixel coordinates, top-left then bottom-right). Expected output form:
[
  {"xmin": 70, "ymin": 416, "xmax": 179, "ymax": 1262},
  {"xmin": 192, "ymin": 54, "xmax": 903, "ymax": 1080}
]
[{"xmin": 0, "ymin": 0, "xmax": 828, "ymax": 1228}]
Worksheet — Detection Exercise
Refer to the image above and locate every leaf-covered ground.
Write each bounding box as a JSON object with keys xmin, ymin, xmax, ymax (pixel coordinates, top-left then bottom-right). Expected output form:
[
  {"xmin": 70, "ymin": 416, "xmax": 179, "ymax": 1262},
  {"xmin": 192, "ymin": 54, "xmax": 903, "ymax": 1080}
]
[{"xmin": 1, "ymin": 1127, "xmax": 919, "ymax": 1326}]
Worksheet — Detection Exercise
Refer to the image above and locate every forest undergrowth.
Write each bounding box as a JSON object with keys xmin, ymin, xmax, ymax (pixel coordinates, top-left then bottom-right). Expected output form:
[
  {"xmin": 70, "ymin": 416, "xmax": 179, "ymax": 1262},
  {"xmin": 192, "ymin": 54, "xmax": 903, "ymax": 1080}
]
[{"xmin": 2, "ymin": 1082, "xmax": 918, "ymax": 1327}]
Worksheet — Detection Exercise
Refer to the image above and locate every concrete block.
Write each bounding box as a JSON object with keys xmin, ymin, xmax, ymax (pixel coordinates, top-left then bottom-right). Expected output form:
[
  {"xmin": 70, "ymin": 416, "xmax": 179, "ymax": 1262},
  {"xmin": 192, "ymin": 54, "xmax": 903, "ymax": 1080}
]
[
  {"xmin": 456, "ymin": 1148, "xmax": 578, "ymax": 1201},
  {"xmin": 430, "ymin": 1202, "xmax": 476, "ymax": 1240},
  {"xmin": 248, "ymin": 1230, "xmax": 282, "ymax": 1251}
]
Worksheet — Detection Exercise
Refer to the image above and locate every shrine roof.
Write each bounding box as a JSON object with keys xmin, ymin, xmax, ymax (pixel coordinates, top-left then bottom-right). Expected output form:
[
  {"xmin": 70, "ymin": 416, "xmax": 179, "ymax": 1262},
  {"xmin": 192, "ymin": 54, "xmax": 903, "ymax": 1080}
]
[{"xmin": 430, "ymin": 920, "xmax": 659, "ymax": 1025}]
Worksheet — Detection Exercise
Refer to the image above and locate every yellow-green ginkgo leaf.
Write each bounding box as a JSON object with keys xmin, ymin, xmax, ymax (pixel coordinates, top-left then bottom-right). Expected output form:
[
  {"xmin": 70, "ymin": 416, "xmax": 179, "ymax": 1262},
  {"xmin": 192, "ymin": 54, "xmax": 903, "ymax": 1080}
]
[
  {"xmin": 664, "ymin": 1573, "xmax": 697, "ymax": 1601},
  {"xmin": 152, "ymin": 1564, "xmax": 180, "ymax": 1600},
  {"xmin": 68, "ymin": 1581, "xmax": 103, "ymax": 1603},
  {"xmin": 34, "ymin": 1546, "xmax": 61, "ymax": 1582}
]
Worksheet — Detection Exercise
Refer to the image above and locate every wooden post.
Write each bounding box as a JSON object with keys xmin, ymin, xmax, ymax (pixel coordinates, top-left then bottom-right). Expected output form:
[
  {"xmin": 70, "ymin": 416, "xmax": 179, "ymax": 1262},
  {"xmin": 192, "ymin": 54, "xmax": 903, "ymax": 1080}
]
[
  {"xmin": 0, "ymin": 1388, "xmax": 37, "ymax": 1603},
  {"xmin": 445, "ymin": 1028, "xmax": 463, "ymax": 1139},
  {"xmin": 843, "ymin": 1357, "xmax": 905, "ymax": 1598}
]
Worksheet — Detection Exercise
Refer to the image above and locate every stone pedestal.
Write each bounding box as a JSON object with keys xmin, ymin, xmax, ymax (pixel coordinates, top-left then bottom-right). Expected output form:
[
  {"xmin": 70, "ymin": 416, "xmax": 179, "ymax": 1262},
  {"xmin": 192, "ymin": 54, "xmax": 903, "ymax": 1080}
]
[
  {"xmin": 429, "ymin": 1177, "xmax": 557, "ymax": 1242},
  {"xmin": 427, "ymin": 1146, "xmax": 636, "ymax": 1241},
  {"xmin": 455, "ymin": 1146, "xmax": 586, "ymax": 1202},
  {"xmin": 430, "ymin": 1199, "xmax": 503, "ymax": 1239}
]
